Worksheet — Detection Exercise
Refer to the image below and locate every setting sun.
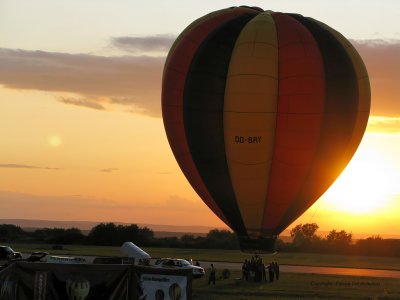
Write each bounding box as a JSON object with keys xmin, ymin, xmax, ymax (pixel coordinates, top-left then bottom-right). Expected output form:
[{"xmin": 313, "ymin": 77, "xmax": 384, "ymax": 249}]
[
  {"xmin": 322, "ymin": 148, "xmax": 398, "ymax": 214},
  {"xmin": 48, "ymin": 135, "xmax": 62, "ymax": 147}
]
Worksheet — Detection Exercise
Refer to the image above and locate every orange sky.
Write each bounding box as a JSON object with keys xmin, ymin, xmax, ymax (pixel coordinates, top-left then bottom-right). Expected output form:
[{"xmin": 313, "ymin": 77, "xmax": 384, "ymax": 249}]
[{"xmin": 0, "ymin": 1, "xmax": 399, "ymax": 237}]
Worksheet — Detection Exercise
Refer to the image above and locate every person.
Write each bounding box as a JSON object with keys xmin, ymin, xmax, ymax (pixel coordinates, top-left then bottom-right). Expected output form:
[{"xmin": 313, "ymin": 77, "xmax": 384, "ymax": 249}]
[
  {"xmin": 262, "ymin": 262, "xmax": 266, "ymax": 282},
  {"xmin": 257, "ymin": 262, "xmax": 264, "ymax": 282},
  {"xmin": 208, "ymin": 263, "xmax": 216, "ymax": 285},
  {"xmin": 268, "ymin": 262, "xmax": 274, "ymax": 282},
  {"xmin": 273, "ymin": 261, "xmax": 280, "ymax": 280},
  {"xmin": 195, "ymin": 261, "xmax": 200, "ymax": 267},
  {"xmin": 242, "ymin": 259, "xmax": 249, "ymax": 281}
]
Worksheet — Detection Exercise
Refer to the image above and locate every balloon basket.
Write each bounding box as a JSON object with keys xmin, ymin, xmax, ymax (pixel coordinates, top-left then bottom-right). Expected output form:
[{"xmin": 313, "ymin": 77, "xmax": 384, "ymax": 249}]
[{"xmin": 238, "ymin": 236, "xmax": 277, "ymax": 254}]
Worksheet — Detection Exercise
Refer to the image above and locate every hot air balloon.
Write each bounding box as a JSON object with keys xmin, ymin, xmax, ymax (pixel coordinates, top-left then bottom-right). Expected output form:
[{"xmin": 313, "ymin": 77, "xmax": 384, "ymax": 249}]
[{"xmin": 162, "ymin": 6, "xmax": 370, "ymax": 252}]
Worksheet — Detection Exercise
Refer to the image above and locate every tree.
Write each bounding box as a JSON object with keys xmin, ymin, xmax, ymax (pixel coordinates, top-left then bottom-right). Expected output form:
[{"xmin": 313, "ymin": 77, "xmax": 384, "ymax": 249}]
[
  {"xmin": 34, "ymin": 227, "xmax": 86, "ymax": 244},
  {"xmin": 352, "ymin": 235, "xmax": 398, "ymax": 256},
  {"xmin": 204, "ymin": 229, "xmax": 239, "ymax": 249},
  {"xmin": 87, "ymin": 223, "xmax": 154, "ymax": 246},
  {"xmin": 290, "ymin": 223, "xmax": 320, "ymax": 251},
  {"xmin": 180, "ymin": 234, "xmax": 197, "ymax": 248},
  {"xmin": 0, "ymin": 224, "xmax": 25, "ymax": 242},
  {"xmin": 325, "ymin": 229, "xmax": 352, "ymax": 253},
  {"xmin": 88, "ymin": 223, "xmax": 119, "ymax": 245},
  {"xmin": 290, "ymin": 223, "xmax": 319, "ymax": 240},
  {"xmin": 135, "ymin": 226, "xmax": 154, "ymax": 246}
]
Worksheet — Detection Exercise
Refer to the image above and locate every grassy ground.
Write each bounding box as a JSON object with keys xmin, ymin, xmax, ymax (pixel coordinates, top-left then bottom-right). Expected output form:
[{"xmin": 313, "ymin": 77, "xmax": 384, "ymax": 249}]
[
  {"xmin": 9, "ymin": 243, "xmax": 400, "ymax": 270},
  {"xmin": 5, "ymin": 244, "xmax": 400, "ymax": 299},
  {"xmin": 145, "ymin": 248, "xmax": 400, "ymax": 271},
  {"xmin": 192, "ymin": 270, "xmax": 400, "ymax": 299}
]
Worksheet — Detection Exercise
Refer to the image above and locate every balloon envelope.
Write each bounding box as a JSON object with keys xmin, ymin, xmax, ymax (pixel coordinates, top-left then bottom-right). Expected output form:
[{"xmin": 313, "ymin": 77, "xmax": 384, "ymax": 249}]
[{"xmin": 162, "ymin": 7, "xmax": 370, "ymax": 252}]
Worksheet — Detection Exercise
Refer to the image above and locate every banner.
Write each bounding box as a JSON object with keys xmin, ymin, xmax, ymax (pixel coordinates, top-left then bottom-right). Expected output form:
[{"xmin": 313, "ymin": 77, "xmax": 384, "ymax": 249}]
[
  {"xmin": 135, "ymin": 266, "xmax": 192, "ymax": 300},
  {"xmin": 0, "ymin": 262, "xmax": 192, "ymax": 300}
]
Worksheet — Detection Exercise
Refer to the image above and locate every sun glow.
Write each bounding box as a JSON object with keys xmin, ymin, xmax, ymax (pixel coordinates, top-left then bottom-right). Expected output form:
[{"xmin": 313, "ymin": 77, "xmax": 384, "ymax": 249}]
[
  {"xmin": 48, "ymin": 135, "xmax": 62, "ymax": 147},
  {"xmin": 322, "ymin": 149, "xmax": 398, "ymax": 214}
]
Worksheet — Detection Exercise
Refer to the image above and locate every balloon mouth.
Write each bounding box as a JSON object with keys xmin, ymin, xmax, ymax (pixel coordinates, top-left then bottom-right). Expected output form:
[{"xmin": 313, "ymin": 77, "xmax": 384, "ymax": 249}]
[{"xmin": 238, "ymin": 235, "xmax": 277, "ymax": 253}]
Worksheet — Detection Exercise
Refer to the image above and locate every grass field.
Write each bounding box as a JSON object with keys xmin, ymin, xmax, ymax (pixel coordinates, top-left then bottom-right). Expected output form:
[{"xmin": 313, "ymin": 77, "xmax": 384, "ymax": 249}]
[
  {"xmin": 192, "ymin": 270, "xmax": 400, "ymax": 299},
  {"xmin": 4, "ymin": 244, "xmax": 400, "ymax": 299},
  {"xmin": 9, "ymin": 243, "xmax": 400, "ymax": 271}
]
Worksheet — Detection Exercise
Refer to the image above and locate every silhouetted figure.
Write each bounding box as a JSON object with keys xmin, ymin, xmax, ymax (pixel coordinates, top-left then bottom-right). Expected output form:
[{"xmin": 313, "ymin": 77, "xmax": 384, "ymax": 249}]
[
  {"xmin": 262, "ymin": 263, "xmax": 266, "ymax": 281},
  {"xmin": 208, "ymin": 264, "xmax": 216, "ymax": 285},
  {"xmin": 195, "ymin": 261, "xmax": 200, "ymax": 266},
  {"xmin": 242, "ymin": 259, "xmax": 248, "ymax": 281},
  {"xmin": 268, "ymin": 262, "xmax": 275, "ymax": 282},
  {"xmin": 273, "ymin": 261, "xmax": 280, "ymax": 280},
  {"xmin": 256, "ymin": 261, "xmax": 263, "ymax": 282}
]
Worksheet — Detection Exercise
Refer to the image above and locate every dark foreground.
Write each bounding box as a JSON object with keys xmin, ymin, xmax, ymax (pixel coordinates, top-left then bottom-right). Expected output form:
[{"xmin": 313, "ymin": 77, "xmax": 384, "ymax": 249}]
[
  {"xmin": 199, "ymin": 261, "xmax": 400, "ymax": 279},
  {"xmin": 193, "ymin": 270, "xmax": 400, "ymax": 299}
]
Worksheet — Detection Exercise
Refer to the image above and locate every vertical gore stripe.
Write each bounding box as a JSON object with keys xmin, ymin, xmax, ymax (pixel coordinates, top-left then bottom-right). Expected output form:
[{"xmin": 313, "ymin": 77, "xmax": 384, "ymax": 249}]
[
  {"xmin": 224, "ymin": 12, "xmax": 278, "ymax": 238},
  {"xmin": 184, "ymin": 14, "xmax": 256, "ymax": 236},
  {"xmin": 261, "ymin": 13, "xmax": 326, "ymax": 234},
  {"xmin": 276, "ymin": 15, "xmax": 359, "ymax": 232},
  {"xmin": 162, "ymin": 7, "xmax": 259, "ymax": 226},
  {"xmin": 314, "ymin": 20, "xmax": 370, "ymax": 172}
]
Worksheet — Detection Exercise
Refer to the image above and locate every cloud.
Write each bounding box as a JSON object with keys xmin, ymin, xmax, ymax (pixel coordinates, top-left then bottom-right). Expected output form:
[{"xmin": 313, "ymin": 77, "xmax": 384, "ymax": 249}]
[
  {"xmin": 57, "ymin": 95, "xmax": 161, "ymax": 116},
  {"xmin": 0, "ymin": 164, "xmax": 60, "ymax": 170},
  {"xmin": 0, "ymin": 191, "xmax": 128, "ymax": 221},
  {"xmin": 109, "ymin": 96, "xmax": 161, "ymax": 117},
  {"xmin": 352, "ymin": 39, "xmax": 400, "ymax": 79},
  {"xmin": 0, "ymin": 190, "xmax": 214, "ymax": 225},
  {"xmin": 367, "ymin": 116, "xmax": 400, "ymax": 134},
  {"xmin": 59, "ymin": 96, "xmax": 106, "ymax": 110},
  {"xmin": 351, "ymin": 39, "xmax": 400, "ymax": 117},
  {"xmin": 99, "ymin": 168, "xmax": 119, "ymax": 173},
  {"xmin": 111, "ymin": 34, "xmax": 175, "ymax": 54},
  {"xmin": 0, "ymin": 38, "xmax": 399, "ymax": 118},
  {"xmin": 0, "ymin": 48, "xmax": 164, "ymax": 117},
  {"xmin": 164, "ymin": 195, "xmax": 204, "ymax": 211}
]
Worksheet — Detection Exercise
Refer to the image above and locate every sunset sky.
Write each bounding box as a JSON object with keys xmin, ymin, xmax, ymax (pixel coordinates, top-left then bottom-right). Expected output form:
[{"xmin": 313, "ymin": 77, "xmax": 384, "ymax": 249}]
[{"xmin": 1, "ymin": 0, "xmax": 399, "ymax": 237}]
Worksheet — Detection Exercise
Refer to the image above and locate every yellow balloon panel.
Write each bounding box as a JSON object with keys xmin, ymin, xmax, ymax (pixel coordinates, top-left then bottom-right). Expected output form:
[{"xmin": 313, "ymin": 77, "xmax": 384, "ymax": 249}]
[
  {"xmin": 224, "ymin": 12, "xmax": 278, "ymax": 236},
  {"xmin": 224, "ymin": 76, "xmax": 278, "ymax": 112},
  {"xmin": 233, "ymin": 12, "xmax": 277, "ymax": 44},
  {"xmin": 224, "ymin": 113, "xmax": 276, "ymax": 236},
  {"xmin": 224, "ymin": 113, "xmax": 277, "ymax": 164}
]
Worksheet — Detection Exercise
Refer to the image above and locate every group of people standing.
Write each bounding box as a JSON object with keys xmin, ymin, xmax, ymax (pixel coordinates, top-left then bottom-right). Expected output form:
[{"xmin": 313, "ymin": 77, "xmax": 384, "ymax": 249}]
[
  {"xmin": 242, "ymin": 255, "xmax": 279, "ymax": 283},
  {"xmin": 206, "ymin": 255, "xmax": 280, "ymax": 285}
]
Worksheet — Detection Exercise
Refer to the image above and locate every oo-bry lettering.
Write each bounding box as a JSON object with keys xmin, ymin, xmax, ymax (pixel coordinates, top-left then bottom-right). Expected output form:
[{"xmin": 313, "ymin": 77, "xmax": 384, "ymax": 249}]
[{"xmin": 235, "ymin": 136, "xmax": 262, "ymax": 144}]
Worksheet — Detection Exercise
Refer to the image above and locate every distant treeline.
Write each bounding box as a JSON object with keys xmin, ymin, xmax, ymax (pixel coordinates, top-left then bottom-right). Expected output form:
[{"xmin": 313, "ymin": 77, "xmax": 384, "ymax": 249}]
[
  {"xmin": 278, "ymin": 223, "xmax": 400, "ymax": 257},
  {"xmin": 1, "ymin": 222, "xmax": 399, "ymax": 257}
]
